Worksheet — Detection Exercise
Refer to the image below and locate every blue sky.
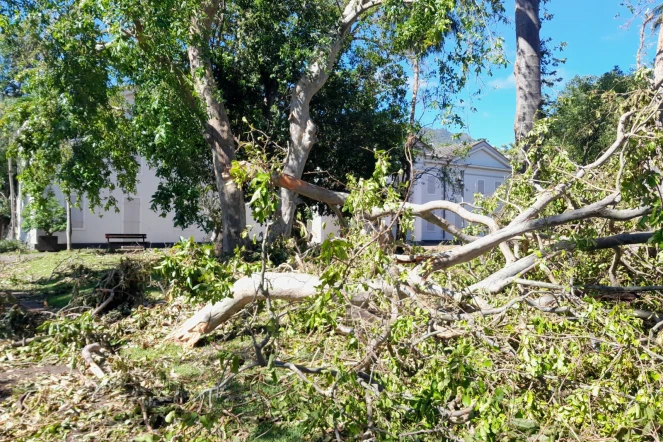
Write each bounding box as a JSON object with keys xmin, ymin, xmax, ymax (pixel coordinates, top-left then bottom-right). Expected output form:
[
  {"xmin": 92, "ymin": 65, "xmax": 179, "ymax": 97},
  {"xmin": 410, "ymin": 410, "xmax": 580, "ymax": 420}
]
[{"xmin": 415, "ymin": 0, "xmax": 654, "ymax": 148}]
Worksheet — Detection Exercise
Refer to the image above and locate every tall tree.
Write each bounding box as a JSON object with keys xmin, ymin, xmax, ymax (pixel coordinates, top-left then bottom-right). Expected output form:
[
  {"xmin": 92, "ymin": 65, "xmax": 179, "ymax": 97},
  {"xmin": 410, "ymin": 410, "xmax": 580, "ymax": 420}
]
[
  {"xmin": 650, "ymin": 3, "xmax": 663, "ymax": 87},
  {"xmin": 8, "ymin": 157, "xmax": 15, "ymax": 239},
  {"xmin": 654, "ymin": 13, "xmax": 663, "ymax": 85},
  {"xmin": 116, "ymin": 0, "xmax": 505, "ymax": 248},
  {"xmin": 2, "ymin": 0, "xmax": 506, "ymax": 252},
  {"xmin": 514, "ymin": 0, "xmax": 542, "ymax": 144},
  {"xmin": 0, "ymin": 0, "xmax": 139, "ymax": 246},
  {"xmin": 545, "ymin": 68, "xmax": 639, "ymax": 165},
  {"xmin": 272, "ymin": 1, "xmax": 383, "ymax": 238}
]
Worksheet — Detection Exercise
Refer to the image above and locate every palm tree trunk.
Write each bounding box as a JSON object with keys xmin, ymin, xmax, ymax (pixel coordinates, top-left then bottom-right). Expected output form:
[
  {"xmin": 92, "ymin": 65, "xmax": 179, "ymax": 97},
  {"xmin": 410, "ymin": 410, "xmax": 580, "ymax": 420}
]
[{"xmin": 514, "ymin": 0, "xmax": 542, "ymax": 145}]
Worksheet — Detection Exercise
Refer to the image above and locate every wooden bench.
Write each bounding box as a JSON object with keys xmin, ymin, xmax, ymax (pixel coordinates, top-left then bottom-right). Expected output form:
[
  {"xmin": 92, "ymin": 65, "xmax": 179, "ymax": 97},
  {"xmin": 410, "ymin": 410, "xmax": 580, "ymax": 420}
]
[{"xmin": 105, "ymin": 233, "xmax": 148, "ymax": 251}]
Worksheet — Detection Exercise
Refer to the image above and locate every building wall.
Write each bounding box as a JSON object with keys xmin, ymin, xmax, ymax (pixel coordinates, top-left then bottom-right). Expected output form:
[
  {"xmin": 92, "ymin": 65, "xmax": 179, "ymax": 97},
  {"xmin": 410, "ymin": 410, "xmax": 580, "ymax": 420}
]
[
  {"xmin": 18, "ymin": 144, "xmax": 510, "ymax": 247},
  {"xmin": 411, "ymin": 145, "xmax": 511, "ymax": 242},
  {"xmin": 18, "ymin": 156, "xmax": 293, "ymax": 247},
  {"xmin": 309, "ymin": 212, "xmax": 342, "ymax": 243},
  {"xmin": 19, "ymin": 157, "xmax": 209, "ymax": 246}
]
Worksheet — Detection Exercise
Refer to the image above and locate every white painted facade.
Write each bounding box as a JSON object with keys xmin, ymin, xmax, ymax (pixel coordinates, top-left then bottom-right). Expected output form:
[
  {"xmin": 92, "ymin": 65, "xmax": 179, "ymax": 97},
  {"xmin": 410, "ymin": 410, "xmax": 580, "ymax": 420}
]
[
  {"xmin": 18, "ymin": 141, "xmax": 509, "ymax": 247},
  {"xmin": 16, "ymin": 87, "xmax": 270, "ymax": 248},
  {"xmin": 308, "ymin": 213, "xmax": 342, "ymax": 243},
  {"xmin": 410, "ymin": 140, "xmax": 511, "ymax": 242},
  {"xmin": 268, "ymin": 140, "xmax": 511, "ymax": 244},
  {"xmin": 17, "ymin": 159, "xmax": 281, "ymax": 247},
  {"xmin": 17, "ymin": 157, "xmax": 211, "ymax": 246}
]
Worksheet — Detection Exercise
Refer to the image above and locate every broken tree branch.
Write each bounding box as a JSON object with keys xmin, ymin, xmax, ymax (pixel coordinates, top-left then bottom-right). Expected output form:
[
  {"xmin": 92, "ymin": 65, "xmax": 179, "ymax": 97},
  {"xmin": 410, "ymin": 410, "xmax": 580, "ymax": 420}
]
[{"xmin": 81, "ymin": 343, "xmax": 105, "ymax": 379}]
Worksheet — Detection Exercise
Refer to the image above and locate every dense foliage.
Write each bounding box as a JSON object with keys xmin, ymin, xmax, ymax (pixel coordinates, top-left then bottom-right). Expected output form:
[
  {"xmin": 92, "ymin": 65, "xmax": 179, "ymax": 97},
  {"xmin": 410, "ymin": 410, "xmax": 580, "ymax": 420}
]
[
  {"xmin": 155, "ymin": 237, "xmax": 261, "ymax": 303},
  {"xmin": 20, "ymin": 192, "xmax": 67, "ymax": 236},
  {"xmin": 544, "ymin": 68, "xmax": 640, "ymax": 165},
  {"xmin": 0, "ymin": 238, "xmax": 24, "ymax": 253},
  {"xmin": 0, "ymin": 1, "xmax": 139, "ymax": 213},
  {"xmin": 1, "ymin": 2, "xmax": 663, "ymax": 442},
  {"xmin": 1, "ymin": 0, "xmax": 506, "ymax": 241}
]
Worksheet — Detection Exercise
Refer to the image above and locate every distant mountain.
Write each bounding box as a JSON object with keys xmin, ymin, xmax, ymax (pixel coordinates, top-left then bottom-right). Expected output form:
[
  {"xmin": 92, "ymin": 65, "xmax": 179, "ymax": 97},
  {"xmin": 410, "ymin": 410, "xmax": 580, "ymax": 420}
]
[{"xmin": 419, "ymin": 128, "xmax": 474, "ymax": 146}]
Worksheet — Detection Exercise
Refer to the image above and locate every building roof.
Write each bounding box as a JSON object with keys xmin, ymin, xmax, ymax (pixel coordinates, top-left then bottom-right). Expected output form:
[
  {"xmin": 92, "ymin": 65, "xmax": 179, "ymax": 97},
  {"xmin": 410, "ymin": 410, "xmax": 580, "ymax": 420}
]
[
  {"xmin": 413, "ymin": 136, "xmax": 476, "ymax": 160},
  {"xmin": 413, "ymin": 136, "xmax": 511, "ymax": 170},
  {"xmin": 429, "ymin": 142, "xmax": 473, "ymax": 161}
]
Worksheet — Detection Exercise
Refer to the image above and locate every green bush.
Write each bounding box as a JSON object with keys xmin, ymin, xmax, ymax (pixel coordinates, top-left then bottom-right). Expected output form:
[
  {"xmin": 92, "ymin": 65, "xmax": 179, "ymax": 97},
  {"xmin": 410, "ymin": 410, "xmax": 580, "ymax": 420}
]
[
  {"xmin": 0, "ymin": 239, "xmax": 26, "ymax": 253},
  {"xmin": 155, "ymin": 237, "xmax": 238, "ymax": 303},
  {"xmin": 21, "ymin": 192, "xmax": 67, "ymax": 236}
]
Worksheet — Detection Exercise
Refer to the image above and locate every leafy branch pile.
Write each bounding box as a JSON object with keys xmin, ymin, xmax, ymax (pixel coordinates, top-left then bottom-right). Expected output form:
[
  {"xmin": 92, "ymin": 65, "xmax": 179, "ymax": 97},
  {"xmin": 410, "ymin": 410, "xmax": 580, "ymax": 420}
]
[
  {"xmin": 1, "ymin": 0, "xmax": 663, "ymax": 440},
  {"xmin": 164, "ymin": 72, "xmax": 663, "ymax": 440}
]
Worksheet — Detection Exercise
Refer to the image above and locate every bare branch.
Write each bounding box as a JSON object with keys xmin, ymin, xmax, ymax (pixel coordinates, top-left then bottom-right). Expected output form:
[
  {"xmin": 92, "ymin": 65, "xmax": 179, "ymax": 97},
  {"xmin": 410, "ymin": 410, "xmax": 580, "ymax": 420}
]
[{"xmin": 81, "ymin": 343, "xmax": 105, "ymax": 379}]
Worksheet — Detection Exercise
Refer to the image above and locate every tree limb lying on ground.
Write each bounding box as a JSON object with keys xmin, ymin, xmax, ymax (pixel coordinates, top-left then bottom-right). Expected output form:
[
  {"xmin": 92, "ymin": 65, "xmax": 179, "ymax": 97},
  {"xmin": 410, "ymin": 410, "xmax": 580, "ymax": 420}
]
[
  {"xmin": 163, "ymin": 74, "xmax": 663, "ymax": 441},
  {"xmin": 172, "ymin": 88, "xmax": 663, "ymax": 343}
]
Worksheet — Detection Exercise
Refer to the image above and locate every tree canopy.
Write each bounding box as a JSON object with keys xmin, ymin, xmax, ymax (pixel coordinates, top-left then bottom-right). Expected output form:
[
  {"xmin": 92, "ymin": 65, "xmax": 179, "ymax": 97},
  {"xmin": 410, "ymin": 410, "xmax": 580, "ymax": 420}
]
[
  {"xmin": 544, "ymin": 68, "xmax": 641, "ymax": 165},
  {"xmin": 1, "ymin": 0, "xmax": 507, "ymax": 251},
  {"xmin": 3, "ymin": 2, "xmax": 663, "ymax": 441}
]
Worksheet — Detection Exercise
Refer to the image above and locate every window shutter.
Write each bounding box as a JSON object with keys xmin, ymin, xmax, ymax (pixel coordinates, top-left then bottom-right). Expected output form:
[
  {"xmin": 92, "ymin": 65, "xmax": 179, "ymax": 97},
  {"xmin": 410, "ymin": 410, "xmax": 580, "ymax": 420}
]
[
  {"xmin": 123, "ymin": 198, "xmax": 141, "ymax": 233},
  {"xmin": 427, "ymin": 176, "xmax": 436, "ymax": 194}
]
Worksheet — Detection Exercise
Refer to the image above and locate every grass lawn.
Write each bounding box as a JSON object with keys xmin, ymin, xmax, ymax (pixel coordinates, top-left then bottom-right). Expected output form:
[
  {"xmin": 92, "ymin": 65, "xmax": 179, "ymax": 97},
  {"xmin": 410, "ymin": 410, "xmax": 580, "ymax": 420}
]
[
  {"xmin": 0, "ymin": 248, "xmax": 311, "ymax": 441},
  {"xmin": 0, "ymin": 249, "xmax": 161, "ymax": 308}
]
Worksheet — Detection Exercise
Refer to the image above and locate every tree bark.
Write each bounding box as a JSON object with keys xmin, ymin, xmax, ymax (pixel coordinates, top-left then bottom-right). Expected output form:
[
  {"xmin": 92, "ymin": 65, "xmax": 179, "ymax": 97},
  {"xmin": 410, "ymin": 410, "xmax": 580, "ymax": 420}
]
[
  {"xmin": 655, "ymin": 22, "xmax": 663, "ymax": 87},
  {"xmin": 187, "ymin": 19, "xmax": 246, "ymax": 254},
  {"xmin": 169, "ymin": 271, "xmax": 393, "ymax": 347},
  {"xmin": 514, "ymin": 0, "xmax": 541, "ymax": 144},
  {"xmin": 273, "ymin": 0, "xmax": 382, "ymax": 238},
  {"xmin": 170, "ymin": 273, "xmax": 322, "ymax": 346},
  {"xmin": 409, "ymin": 55, "xmax": 420, "ymax": 126},
  {"xmin": 8, "ymin": 157, "xmax": 16, "ymax": 240},
  {"xmin": 132, "ymin": 13, "xmax": 246, "ymax": 255},
  {"xmin": 65, "ymin": 196, "xmax": 72, "ymax": 250}
]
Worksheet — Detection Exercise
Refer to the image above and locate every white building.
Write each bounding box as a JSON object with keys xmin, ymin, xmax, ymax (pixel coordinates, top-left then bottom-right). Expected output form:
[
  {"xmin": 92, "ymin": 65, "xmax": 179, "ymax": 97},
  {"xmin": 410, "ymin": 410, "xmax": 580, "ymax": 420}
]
[
  {"xmin": 17, "ymin": 139, "xmax": 510, "ymax": 248},
  {"xmin": 411, "ymin": 139, "xmax": 511, "ymax": 242},
  {"xmin": 289, "ymin": 139, "xmax": 512, "ymax": 245},
  {"xmin": 17, "ymin": 158, "xmax": 210, "ymax": 248}
]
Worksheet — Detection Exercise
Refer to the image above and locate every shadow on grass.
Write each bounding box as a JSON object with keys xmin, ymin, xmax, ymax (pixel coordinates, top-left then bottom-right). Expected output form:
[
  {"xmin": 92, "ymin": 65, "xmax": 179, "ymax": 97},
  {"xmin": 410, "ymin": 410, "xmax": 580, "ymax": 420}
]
[
  {"xmin": 6, "ymin": 265, "xmax": 114, "ymax": 309},
  {"xmin": 1, "ymin": 249, "xmax": 159, "ymax": 341}
]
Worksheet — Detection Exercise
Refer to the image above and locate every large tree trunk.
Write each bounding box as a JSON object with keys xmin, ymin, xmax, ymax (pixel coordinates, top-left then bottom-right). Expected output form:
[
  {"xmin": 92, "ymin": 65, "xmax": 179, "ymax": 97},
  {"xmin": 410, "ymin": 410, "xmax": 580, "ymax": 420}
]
[
  {"xmin": 65, "ymin": 197, "xmax": 72, "ymax": 251},
  {"xmin": 187, "ymin": 21, "xmax": 246, "ymax": 254},
  {"xmin": 409, "ymin": 55, "xmax": 420, "ymax": 126},
  {"xmin": 514, "ymin": 0, "xmax": 542, "ymax": 145},
  {"xmin": 275, "ymin": 83, "xmax": 322, "ymax": 238},
  {"xmin": 8, "ymin": 157, "xmax": 16, "ymax": 240},
  {"xmin": 275, "ymin": 39, "xmax": 344, "ymax": 238},
  {"xmin": 131, "ymin": 15, "xmax": 245, "ymax": 254},
  {"xmin": 655, "ymin": 22, "xmax": 663, "ymax": 87},
  {"xmin": 272, "ymin": 0, "xmax": 381, "ymax": 238}
]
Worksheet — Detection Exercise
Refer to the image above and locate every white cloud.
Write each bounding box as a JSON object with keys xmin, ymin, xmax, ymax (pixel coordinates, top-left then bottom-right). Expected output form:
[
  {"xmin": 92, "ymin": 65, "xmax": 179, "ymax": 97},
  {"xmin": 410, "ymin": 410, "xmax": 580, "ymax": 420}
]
[{"xmin": 487, "ymin": 73, "xmax": 516, "ymax": 90}]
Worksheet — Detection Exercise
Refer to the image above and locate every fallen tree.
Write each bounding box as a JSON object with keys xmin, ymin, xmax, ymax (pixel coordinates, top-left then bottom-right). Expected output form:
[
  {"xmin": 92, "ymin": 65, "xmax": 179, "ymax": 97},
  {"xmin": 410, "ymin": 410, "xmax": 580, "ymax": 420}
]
[{"xmin": 165, "ymin": 65, "xmax": 663, "ymax": 439}]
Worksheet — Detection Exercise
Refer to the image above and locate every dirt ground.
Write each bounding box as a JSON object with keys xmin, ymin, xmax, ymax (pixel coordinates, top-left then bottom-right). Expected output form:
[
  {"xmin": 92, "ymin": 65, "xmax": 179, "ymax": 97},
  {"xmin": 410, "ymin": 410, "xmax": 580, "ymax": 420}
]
[{"xmin": 0, "ymin": 364, "xmax": 74, "ymax": 401}]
